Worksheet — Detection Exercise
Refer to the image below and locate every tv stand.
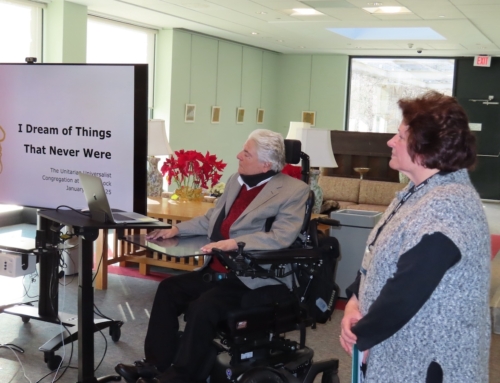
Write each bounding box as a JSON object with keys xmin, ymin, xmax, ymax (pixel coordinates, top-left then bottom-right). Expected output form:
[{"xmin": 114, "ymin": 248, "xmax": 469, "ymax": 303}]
[{"xmin": 34, "ymin": 208, "xmax": 168, "ymax": 382}]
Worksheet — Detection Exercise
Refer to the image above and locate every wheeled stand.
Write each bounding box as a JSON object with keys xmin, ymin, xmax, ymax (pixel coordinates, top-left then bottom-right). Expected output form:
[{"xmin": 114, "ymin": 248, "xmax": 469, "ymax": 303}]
[{"xmin": 2, "ymin": 219, "xmax": 123, "ymax": 373}]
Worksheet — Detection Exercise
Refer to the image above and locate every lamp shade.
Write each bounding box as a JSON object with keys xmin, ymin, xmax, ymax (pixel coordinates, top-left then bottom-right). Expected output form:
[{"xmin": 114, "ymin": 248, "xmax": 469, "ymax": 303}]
[
  {"xmin": 286, "ymin": 121, "xmax": 311, "ymax": 140},
  {"xmin": 148, "ymin": 119, "xmax": 173, "ymax": 156},
  {"xmin": 286, "ymin": 122, "xmax": 337, "ymax": 168}
]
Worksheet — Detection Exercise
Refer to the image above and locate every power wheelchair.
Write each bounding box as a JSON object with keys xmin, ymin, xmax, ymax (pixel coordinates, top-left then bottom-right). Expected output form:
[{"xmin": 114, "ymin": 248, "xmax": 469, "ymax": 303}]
[{"xmin": 204, "ymin": 139, "xmax": 342, "ymax": 383}]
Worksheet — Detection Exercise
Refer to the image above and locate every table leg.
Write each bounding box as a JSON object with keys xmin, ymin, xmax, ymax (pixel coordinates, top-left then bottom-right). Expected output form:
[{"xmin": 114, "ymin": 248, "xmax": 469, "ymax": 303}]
[{"xmin": 94, "ymin": 229, "xmax": 108, "ymax": 290}]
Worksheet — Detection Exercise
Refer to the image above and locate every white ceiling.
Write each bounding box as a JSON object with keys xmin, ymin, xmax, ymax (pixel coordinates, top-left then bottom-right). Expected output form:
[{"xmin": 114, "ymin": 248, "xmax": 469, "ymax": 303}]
[{"xmin": 69, "ymin": 0, "xmax": 500, "ymax": 57}]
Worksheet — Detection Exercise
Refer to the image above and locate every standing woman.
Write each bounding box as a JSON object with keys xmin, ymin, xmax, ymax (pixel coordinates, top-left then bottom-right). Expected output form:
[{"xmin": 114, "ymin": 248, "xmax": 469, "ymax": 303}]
[{"xmin": 339, "ymin": 91, "xmax": 491, "ymax": 382}]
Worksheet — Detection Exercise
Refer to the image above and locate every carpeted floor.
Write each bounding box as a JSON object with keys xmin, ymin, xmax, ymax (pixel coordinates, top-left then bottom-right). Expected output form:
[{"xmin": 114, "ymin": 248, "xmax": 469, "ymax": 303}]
[{"xmin": 0, "ymin": 272, "xmax": 352, "ymax": 383}]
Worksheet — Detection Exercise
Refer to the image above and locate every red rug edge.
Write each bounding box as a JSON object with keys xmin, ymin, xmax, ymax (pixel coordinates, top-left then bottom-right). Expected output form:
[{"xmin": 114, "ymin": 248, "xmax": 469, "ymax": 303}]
[
  {"xmin": 335, "ymin": 298, "xmax": 347, "ymax": 311},
  {"xmin": 492, "ymin": 234, "xmax": 500, "ymax": 260}
]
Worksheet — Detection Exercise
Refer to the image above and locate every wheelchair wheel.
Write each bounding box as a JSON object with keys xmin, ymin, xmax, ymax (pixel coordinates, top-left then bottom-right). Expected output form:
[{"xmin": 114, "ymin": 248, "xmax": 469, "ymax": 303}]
[{"xmin": 237, "ymin": 367, "xmax": 285, "ymax": 383}]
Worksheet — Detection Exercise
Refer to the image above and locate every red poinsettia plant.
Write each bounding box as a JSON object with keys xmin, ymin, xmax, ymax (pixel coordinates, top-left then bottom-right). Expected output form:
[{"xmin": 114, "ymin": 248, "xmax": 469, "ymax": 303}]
[{"xmin": 160, "ymin": 149, "xmax": 227, "ymax": 190}]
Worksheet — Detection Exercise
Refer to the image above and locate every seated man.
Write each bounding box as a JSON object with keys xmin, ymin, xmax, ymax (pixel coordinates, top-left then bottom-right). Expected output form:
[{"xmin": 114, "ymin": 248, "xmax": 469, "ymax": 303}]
[{"xmin": 115, "ymin": 129, "xmax": 310, "ymax": 383}]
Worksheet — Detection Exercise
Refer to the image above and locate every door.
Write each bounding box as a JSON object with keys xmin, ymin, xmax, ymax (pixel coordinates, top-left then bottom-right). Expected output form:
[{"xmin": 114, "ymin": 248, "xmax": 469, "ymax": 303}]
[{"xmin": 455, "ymin": 58, "xmax": 500, "ymax": 200}]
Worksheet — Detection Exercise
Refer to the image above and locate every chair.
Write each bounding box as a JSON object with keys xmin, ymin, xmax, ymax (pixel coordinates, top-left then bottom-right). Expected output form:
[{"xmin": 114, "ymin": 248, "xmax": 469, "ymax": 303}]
[{"xmin": 206, "ymin": 139, "xmax": 341, "ymax": 383}]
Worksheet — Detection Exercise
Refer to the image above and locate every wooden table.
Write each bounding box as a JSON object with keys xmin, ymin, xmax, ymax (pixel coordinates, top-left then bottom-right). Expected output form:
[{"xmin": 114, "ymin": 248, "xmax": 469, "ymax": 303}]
[
  {"xmin": 146, "ymin": 196, "xmax": 214, "ymax": 223},
  {"xmin": 94, "ymin": 198, "xmax": 214, "ymax": 289}
]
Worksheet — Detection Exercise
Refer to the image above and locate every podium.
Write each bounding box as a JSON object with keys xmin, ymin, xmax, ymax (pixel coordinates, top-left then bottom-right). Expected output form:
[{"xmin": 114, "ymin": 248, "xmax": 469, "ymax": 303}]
[{"xmin": 8, "ymin": 209, "xmax": 169, "ymax": 383}]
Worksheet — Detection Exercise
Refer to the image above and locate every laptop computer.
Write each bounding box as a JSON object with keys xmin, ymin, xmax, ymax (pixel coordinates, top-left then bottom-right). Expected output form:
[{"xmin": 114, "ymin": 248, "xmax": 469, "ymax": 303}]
[{"xmin": 79, "ymin": 173, "xmax": 159, "ymax": 224}]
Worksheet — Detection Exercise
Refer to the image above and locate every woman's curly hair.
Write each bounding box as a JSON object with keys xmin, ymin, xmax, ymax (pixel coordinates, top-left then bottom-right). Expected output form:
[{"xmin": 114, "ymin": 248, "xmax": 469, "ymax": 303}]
[{"xmin": 398, "ymin": 91, "xmax": 476, "ymax": 171}]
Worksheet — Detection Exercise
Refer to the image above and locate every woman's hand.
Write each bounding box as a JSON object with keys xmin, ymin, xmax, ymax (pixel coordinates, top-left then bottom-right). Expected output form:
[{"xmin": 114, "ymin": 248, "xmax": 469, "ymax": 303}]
[
  {"xmin": 200, "ymin": 239, "xmax": 238, "ymax": 253},
  {"xmin": 146, "ymin": 226, "xmax": 179, "ymax": 240},
  {"xmin": 339, "ymin": 295, "xmax": 363, "ymax": 356}
]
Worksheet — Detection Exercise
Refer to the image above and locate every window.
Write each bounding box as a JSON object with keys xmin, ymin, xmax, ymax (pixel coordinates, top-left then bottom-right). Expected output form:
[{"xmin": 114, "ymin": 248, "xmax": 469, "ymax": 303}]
[
  {"xmin": 0, "ymin": 0, "xmax": 43, "ymax": 63},
  {"xmin": 347, "ymin": 58, "xmax": 455, "ymax": 133},
  {"xmin": 87, "ymin": 16, "xmax": 156, "ymax": 110}
]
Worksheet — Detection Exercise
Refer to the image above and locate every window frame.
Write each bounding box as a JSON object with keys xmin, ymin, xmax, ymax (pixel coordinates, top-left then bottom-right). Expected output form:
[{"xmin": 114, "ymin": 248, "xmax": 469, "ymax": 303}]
[{"xmin": 346, "ymin": 56, "xmax": 457, "ymax": 133}]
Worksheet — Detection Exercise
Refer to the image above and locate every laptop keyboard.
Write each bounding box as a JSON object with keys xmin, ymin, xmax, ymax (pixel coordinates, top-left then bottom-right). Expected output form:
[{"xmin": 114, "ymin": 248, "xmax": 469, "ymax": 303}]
[{"xmin": 113, "ymin": 213, "xmax": 133, "ymax": 221}]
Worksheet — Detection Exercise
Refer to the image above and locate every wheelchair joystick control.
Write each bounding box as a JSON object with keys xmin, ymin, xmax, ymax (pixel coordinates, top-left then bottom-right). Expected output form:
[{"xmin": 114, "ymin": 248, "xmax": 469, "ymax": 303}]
[
  {"xmin": 235, "ymin": 242, "xmax": 246, "ymax": 265},
  {"xmin": 237, "ymin": 242, "xmax": 245, "ymax": 253}
]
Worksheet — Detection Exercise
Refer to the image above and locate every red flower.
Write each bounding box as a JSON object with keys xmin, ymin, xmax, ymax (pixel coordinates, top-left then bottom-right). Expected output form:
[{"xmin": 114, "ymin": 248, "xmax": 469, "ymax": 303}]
[{"xmin": 161, "ymin": 150, "xmax": 227, "ymax": 190}]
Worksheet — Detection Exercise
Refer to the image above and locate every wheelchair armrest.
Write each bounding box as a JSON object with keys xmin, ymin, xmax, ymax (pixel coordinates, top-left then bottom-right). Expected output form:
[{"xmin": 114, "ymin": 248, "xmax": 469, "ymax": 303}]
[
  {"xmin": 244, "ymin": 247, "xmax": 323, "ymax": 264},
  {"xmin": 315, "ymin": 217, "xmax": 340, "ymax": 227}
]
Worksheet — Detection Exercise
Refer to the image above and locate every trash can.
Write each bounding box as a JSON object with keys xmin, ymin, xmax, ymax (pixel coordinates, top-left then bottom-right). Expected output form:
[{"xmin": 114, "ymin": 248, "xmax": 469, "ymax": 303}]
[{"xmin": 329, "ymin": 209, "xmax": 382, "ymax": 298}]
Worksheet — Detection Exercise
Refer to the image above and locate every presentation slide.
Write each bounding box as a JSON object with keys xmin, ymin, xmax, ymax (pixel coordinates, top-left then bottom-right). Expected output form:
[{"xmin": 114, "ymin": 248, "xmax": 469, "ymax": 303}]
[{"xmin": 0, "ymin": 64, "xmax": 137, "ymax": 211}]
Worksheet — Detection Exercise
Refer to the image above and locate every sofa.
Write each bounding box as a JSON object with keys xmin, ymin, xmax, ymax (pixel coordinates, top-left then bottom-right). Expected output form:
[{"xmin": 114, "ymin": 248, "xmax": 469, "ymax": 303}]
[{"xmin": 318, "ymin": 175, "xmax": 407, "ymax": 213}]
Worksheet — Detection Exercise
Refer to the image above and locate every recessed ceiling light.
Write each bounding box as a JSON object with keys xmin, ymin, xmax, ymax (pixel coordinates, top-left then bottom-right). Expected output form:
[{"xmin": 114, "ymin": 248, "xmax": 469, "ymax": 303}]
[
  {"xmin": 291, "ymin": 8, "xmax": 324, "ymax": 16},
  {"xmin": 439, "ymin": 15, "xmax": 445, "ymax": 18},
  {"xmin": 256, "ymin": 11, "xmax": 267, "ymax": 15},
  {"xmin": 367, "ymin": 2, "xmax": 383, "ymax": 5},
  {"xmin": 251, "ymin": 32, "xmax": 259, "ymax": 35},
  {"xmin": 363, "ymin": 6, "xmax": 411, "ymax": 14}
]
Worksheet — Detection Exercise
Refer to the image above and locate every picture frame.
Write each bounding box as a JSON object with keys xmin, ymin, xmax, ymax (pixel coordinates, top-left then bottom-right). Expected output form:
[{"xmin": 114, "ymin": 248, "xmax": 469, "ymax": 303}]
[
  {"xmin": 237, "ymin": 108, "xmax": 245, "ymax": 124},
  {"xmin": 185, "ymin": 104, "xmax": 196, "ymax": 123},
  {"xmin": 211, "ymin": 106, "xmax": 221, "ymax": 124},
  {"xmin": 257, "ymin": 108, "xmax": 264, "ymax": 124},
  {"xmin": 302, "ymin": 111, "xmax": 316, "ymax": 127}
]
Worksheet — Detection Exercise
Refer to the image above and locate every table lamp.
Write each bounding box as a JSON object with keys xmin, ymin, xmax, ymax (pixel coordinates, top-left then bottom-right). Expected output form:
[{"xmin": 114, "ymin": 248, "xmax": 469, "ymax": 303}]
[
  {"xmin": 148, "ymin": 119, "xmax": 173, "ymax": 197},
  {"xmin": 286, "ymin": 122, "xmax": 338, "ymax": 214}
]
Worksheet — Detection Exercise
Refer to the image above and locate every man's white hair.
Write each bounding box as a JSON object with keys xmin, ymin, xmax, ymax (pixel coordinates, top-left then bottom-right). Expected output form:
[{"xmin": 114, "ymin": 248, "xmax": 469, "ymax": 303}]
[{"xmin": 247, "ymin": 129, "xmax": 286, "ymax": 172}]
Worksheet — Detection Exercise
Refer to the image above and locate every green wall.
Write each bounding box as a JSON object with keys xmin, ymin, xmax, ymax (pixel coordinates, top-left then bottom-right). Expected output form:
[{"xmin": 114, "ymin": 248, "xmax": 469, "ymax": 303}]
[
  {"xmin": 39, "ymin": 4, "xmax": 349, "ymax": 184},
  {"xmin": 156, "ymin": 30, "xmax": 349, "ymax": 181},
  {"xmin": 277, "ymin": 54, "xmax": 348, "ymax": 132},
  {"xmin": 157, "ymin": 30, "xmax": 281, "ymax": 178},
  {"xmin": 44, "ymin": 0, "xmax": 87, "ymax": 63}
]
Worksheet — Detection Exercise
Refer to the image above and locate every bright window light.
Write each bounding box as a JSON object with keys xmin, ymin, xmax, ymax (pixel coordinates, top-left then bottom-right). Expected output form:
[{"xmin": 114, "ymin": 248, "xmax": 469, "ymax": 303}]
[
  {"xmin": 0, "ymin": 204, "xmax": 23, "ymax": 213},
  {"xmin": 87, "ymin": 16, "xmax": 157, "ymax": 108},
  {"xmin": 347, "ymin": 58, "xmax": 455, "ymax": 133},
  {"xmin": 328, "ymin": 27, "xmax": 445, "ymax": 40},
  {"xmin": 0, "ymin": 0, "xmax": 42, "ymax": 63}
]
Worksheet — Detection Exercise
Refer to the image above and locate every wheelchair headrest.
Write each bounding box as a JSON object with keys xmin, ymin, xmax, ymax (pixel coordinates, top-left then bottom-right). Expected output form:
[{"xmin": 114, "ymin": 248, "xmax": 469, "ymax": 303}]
[{"xmin": 284, "ymin": 139, "xmax": 301, "ymax": 165}]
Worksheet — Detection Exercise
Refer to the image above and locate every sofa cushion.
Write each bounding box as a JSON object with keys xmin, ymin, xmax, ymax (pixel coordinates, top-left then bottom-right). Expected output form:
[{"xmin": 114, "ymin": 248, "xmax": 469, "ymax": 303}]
[
  {"xmin": 318, "ymin": 176, "xmax": 360, "ymax": 204},
  {"xmin": 358, "ymin": 180, "xmax": 406, "ymax": 206}
]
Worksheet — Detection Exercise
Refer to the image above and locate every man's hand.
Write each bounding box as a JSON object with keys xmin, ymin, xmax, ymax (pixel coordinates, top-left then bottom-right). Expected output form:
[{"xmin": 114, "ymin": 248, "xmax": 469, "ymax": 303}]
[
  {"xmin": 201, "ymin": 239, "xmax": 238, "ymax": 253},
  {"xmin": 339, "ymin": 295, "xmax": 363, "ymax": 356},
  {"xmin": 146, "ymin": 227, "xmax": 179, "ymax": 240}
]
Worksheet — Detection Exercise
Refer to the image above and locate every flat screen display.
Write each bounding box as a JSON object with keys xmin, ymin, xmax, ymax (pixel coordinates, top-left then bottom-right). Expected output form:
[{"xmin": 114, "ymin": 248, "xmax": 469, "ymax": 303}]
[{"xmin": 0, "ymin": 64, "xmax": 148, "ymax": 214}]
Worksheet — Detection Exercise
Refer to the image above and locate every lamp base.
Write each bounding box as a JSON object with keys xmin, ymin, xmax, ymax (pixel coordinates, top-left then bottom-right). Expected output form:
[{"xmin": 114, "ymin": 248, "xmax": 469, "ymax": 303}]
[
  {"xmin": 354, "ymin": 167, "xmax": 370, "ymax": 180},
  {"xmin": 309, "ymin": 169, "xmax": 323, "ymax": 214},
  {"xmin": 147, "ymin": 156, "xmax": 163, "ymax": 197}
]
